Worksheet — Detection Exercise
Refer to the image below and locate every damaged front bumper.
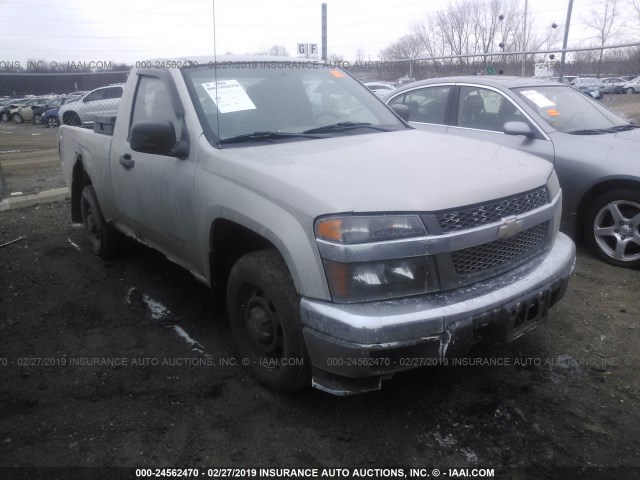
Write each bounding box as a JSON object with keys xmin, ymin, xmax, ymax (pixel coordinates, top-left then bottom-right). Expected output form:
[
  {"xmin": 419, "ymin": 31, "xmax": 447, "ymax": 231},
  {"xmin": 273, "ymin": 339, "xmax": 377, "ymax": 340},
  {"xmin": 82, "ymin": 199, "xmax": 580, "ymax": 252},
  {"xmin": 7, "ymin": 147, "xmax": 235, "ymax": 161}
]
[{"xmin": 300, "ymin": 233, "xmax": 576, "ymax": 395}]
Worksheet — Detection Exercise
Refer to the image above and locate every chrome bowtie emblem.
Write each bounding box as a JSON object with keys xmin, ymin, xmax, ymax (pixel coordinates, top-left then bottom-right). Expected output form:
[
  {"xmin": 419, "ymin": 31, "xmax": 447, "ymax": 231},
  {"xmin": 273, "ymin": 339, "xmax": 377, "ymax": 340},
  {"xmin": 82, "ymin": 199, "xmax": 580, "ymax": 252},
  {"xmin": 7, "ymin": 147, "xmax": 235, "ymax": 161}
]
[{"xmin": 498, "ymin": 216, "xmax": 524, "ymax": 239}]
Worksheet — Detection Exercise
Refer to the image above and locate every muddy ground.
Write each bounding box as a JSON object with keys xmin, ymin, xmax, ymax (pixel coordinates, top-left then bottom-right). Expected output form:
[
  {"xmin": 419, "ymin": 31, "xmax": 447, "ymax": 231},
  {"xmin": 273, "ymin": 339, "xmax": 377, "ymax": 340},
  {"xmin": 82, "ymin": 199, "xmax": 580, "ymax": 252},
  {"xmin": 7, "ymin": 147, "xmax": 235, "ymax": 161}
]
[{"xmin": 1, "ymin": 97, "xmax": 640, "ymax": 479}]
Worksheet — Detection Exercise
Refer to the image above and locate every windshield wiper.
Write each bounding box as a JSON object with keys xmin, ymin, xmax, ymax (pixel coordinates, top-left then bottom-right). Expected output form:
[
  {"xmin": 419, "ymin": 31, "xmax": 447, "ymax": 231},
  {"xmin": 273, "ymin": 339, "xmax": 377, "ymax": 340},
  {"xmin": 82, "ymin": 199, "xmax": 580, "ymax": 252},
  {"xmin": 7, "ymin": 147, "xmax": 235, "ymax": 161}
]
[
  {"xmin": 303, "ymin": 122, "xmax": 391, "ymax": 134},
  {"xmin": 568, "ymin": 124, "xmax": 640, "ymax": 135},
  {"xmin": 219, "ymin": 131, "xmax": 329, "ymax": 144},
  {"xmin": 567, "ymin": 128, "xmax": 612, "ymax": 135},
  {"xmin": 606, "ymin": 124, "xmax": 640, "ymax": 132}
]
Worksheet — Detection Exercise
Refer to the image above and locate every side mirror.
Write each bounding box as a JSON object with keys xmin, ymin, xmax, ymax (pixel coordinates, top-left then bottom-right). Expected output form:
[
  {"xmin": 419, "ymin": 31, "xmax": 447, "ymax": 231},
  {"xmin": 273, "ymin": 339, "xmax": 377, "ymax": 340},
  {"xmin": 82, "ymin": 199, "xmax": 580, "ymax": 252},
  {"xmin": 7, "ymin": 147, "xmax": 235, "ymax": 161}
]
[
  {"xmin": 503, "ymin": 121, "xmax": 534, "ymax": 138},
  {"xmin": 129, "ymin": 121, "xmax": 189, "ymax": 158},
  {"xmin": 389, "ymin": 103, "xmax": 410, "ymax": 122}
]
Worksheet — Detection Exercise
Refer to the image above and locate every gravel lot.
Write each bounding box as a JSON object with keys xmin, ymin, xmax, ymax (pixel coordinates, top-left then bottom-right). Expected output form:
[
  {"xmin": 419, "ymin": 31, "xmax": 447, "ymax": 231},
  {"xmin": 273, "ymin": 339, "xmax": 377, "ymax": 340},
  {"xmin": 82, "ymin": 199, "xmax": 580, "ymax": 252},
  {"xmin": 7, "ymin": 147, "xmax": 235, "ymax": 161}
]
[{"xmin": 1, "ymin": 93, "xmax": 640, "ymax": 480}]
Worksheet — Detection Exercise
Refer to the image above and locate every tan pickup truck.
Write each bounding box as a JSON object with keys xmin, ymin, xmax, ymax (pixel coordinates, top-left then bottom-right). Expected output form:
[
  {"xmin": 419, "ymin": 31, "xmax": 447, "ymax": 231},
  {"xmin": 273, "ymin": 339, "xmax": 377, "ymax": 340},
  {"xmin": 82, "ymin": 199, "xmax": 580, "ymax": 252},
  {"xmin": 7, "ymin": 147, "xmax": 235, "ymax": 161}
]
[{"xmin": 59, "ymin": 57, "xmax": 575, "ymax": 395}]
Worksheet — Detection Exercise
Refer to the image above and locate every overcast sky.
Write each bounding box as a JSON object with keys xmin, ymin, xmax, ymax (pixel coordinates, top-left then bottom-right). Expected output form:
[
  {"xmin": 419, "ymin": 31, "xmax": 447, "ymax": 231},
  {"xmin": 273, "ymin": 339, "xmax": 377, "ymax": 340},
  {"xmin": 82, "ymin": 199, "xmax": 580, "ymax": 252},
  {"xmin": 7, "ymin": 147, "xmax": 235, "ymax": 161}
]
[{"xmin": 0, "ymin": 0, "xmax": 637, "ymax": 65}]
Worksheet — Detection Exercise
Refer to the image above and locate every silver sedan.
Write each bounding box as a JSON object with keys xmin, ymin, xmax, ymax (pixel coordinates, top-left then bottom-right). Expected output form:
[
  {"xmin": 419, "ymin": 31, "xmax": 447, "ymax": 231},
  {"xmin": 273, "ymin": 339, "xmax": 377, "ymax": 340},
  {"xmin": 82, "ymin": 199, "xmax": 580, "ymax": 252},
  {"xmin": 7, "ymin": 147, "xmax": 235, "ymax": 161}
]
[{"xmin": 385, "ymin": 76, "xmax": 640, "ymax": 268}]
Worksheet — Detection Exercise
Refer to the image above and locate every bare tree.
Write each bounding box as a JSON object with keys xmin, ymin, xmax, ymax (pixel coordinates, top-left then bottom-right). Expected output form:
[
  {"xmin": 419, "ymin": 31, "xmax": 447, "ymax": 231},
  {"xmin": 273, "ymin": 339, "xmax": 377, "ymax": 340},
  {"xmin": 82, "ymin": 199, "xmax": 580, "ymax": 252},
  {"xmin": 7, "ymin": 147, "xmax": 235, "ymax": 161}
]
[
  {"xmin": 355, "ymin": 48, "xmax": 366, "ymax": 63},
  {"xmin": 266, "ymin": 45, "xmax": 289, "ymax": 56},
  {"xmin": 379, "ymin": 34, "xmax": 423, "ymax": 61},
  {"xmin": 412, "ymin": 16, "xmax": 446, "ymax": 58},
  {"xmin": 381, "ymin": 0, "xmax": 563, "ymax": 76},
  {"xmin": 629, "ymin": 0, "xmax": 640, "ymax": 32},
  {"xmin": 582, "ymin": 0, "xmax": 623, "ymax": 74}
]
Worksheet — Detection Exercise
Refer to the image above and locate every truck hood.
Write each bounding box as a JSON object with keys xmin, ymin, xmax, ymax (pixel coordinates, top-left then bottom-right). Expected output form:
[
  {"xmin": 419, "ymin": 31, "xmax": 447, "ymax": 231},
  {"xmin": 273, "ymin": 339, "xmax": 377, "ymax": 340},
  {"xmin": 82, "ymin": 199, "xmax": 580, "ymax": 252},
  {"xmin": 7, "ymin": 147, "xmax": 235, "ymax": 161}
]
[{"xmin": 215, "ymin": 129, "xmax": 553, "ymax": 216}]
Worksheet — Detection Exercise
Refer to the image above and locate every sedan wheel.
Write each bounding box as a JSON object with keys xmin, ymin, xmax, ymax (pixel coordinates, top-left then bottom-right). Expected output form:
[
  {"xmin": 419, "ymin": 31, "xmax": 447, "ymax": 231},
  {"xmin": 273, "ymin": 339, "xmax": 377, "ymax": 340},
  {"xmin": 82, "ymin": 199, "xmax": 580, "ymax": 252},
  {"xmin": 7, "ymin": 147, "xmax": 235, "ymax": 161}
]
[
  {"xmin": 0, "ymin": 112, "xmax": 9, "ymax": 122},
  {"xmin": 13, "ymin": 113, "xmax": 23, "ymax": 124},
  {"xmin": 585, "ymin": 189, "xmax": 640, "ymax": 268},
  {"xmin": 625, "ymin": 87, "xmax": 636, "ymax": 94},
  {"xmin": 47, "ymin": 116, "xmax": 59, "ymax": 128}
]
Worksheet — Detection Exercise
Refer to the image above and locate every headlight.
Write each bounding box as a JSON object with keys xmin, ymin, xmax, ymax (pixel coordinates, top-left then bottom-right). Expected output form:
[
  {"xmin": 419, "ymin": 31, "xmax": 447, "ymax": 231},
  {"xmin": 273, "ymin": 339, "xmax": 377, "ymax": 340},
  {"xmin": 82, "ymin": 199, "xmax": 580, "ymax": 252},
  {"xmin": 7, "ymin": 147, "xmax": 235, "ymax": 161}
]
[
  {"xmin": 322, "ymin": 256, "xmax": 431, "ymax": 303},
  {"xmin": 315, "ymin": 215, "xmax": 426, "ymax": 243},
  {"xmin": 315, "ymin": 215, "xmax": 434, "ymax": 303}
]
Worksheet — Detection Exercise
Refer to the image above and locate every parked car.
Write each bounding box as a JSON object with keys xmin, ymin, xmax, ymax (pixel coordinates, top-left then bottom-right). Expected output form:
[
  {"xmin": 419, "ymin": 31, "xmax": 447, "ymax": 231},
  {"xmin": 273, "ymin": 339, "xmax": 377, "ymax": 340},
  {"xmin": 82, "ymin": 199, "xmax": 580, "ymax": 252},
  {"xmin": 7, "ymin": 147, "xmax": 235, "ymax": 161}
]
[
  {"xmin": 38, "ymin": 95, "xmax": 82, "ymax": 127},
  {"xmin": 363, "ymin": 81, "xmax": 396, "ymax": 98},
  {"xmin": 570, "ymin": 76, "xmax": 604, "ymax": 91},
  {"xmin": 601, "ymin": 77, "xmax": 626, "ymax": 94},
  {"xmin": 11, "ymin": 97, "xmax": 54, "ymax": 123},
  {"xmin": 58, "ymin": 84, "xmax": 124, "ymax": 125},
  {"xmin": 0, "ymin": 98, "xmax": 28, "ymax": 121},
  {"xmin": 0, "ymin": 98, "xmax": 20, "ymax": 118},
  {"xmin": 58, "ymin": 57, "xmax": 575, "ymax": 395},
  {"xmin": 385, "ymin": 76, "xmax": 640, "ymax": 268},
  {"xmin": 622, "ymin": 76, "xmax": 640, "ymax": 94},
  {"xmin": 30, "ymin": 97, "xmax": 63, "ymax": 125}
]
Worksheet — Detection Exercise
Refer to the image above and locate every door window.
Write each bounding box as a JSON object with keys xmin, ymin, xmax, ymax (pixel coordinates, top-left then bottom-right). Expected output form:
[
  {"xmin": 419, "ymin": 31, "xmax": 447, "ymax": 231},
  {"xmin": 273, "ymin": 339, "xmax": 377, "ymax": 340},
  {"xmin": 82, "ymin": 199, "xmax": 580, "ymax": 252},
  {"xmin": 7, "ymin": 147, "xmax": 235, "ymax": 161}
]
[
  {"xmin": 389, "ymin": 86, "xmax": 451, "ymax": 124},
  {"xmin": 457, "ymin": 86, "xmax": 528, "ymax": 132},
  {"xmin": 130, "ymin": 76, "xmax": 183, "ymax": 142}
]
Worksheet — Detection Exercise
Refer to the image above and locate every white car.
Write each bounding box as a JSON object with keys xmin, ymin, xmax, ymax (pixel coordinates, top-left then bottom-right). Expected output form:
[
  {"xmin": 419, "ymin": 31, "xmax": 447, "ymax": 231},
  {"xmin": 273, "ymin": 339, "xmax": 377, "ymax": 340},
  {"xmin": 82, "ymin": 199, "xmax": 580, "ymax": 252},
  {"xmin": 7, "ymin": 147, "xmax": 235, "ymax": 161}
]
[
  {"xmin": 601, "ymin": 77, "xmax": 626, "ymax": 94},
  {"xmin": 363, "ymin": 81, "xmax": 396, "ymax": 98},
  {"xmin": 570, "ymin": 77, "xmax": 604, "ymax": 97},
  {"xmin": 622, "ymin": 76, "xmax": 640, "ymax": 94},
  {"xmin": 58, "ymin": 84, "xmax": 124, "ymax": 125}
]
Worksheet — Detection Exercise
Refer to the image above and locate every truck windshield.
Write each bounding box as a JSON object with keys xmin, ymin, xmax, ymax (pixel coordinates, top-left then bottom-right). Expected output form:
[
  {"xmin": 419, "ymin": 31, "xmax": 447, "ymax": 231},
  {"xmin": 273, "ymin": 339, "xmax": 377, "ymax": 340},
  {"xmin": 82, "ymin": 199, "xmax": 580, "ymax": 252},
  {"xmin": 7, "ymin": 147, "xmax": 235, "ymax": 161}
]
[
  {"xmin": 182, "ymin": 61, "xmax": 407, "ymax": 146},
  {"xmin": 513, "ymin": 85, "xmax": 631, "ymax": 134}
]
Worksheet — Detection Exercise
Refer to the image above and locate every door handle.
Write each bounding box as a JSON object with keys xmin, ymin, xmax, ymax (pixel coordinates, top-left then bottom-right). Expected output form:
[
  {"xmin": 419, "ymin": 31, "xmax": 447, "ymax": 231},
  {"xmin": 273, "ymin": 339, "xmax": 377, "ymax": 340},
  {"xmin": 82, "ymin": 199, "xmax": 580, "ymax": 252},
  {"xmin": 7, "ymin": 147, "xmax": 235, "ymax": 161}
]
[{"xmin": 119, "ymin": 154, "xmax": 134, "ymax": 170}]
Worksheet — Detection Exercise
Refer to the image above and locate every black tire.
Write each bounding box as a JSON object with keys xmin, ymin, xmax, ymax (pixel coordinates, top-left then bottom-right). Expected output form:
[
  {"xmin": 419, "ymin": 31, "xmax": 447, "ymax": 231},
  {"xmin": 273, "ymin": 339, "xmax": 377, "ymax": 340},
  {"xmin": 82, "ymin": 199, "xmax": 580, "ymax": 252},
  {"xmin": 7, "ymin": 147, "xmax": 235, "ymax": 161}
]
[
  {"xmin": 64, "ymin": 112, "xmax": 81, "ymax": 126},
  {"xmin": 226, "ymin": 249, "xmax": 310, "ymax": 392},
  {"xmin": 584, "ymin": 188, "xmax": 640, "ymax": 268},
  {"xmin": 32, "ymin": 113, "xmax": 42, "ymax": 125},
  {"xmin": 13, "ymin": 113, "xmax": 23, "ymax": 124},
  {"xmin": 80, "ymin": 185, "xmax": 121, "ymax": 259},
  {"xmin": 47, "ymin": 116, "xmax": 59, "ymax": 128},
  {"xmin": 0, "ymin": 112, "xmax": 9, "ymax": 122},
  {"xmin": 625, "ymin": 87, "xmax": 635, "ymax": 94}
]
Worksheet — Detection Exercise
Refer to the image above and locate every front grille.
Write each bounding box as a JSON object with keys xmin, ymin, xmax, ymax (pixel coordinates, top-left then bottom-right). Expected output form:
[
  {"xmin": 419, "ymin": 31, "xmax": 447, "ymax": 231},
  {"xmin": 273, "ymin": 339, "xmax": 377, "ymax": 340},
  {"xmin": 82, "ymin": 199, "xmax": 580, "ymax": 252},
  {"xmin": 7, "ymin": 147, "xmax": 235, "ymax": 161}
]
[
  {"xmin": 451, "ymin": 223, "xmax": 549, "ymax": 274},
  {"xmin": 436, "ymin": 187, "xmax": 549, "ymax": 233}
]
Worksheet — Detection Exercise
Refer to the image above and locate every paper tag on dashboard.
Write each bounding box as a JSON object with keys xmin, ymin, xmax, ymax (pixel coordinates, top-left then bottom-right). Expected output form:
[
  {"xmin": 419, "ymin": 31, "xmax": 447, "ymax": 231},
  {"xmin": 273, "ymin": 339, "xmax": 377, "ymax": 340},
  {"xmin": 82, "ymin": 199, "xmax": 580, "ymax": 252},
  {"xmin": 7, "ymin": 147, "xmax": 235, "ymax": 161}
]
[
  {"xmin": 202, "ymin": 80, "xmax": 256, "ymax": 113},
  {"xmin": 520, "ymin": 90, "xmax": 555, "ymax": 108}
]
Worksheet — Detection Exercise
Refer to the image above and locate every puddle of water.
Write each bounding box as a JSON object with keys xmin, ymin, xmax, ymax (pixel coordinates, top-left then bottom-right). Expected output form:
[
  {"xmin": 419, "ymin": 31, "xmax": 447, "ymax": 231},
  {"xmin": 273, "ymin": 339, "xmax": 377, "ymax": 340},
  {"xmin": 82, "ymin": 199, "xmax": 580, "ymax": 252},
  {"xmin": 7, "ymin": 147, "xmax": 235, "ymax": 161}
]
[{"xmin": 125, "ymin": 287, "xmax": 205, "ymax": 353}]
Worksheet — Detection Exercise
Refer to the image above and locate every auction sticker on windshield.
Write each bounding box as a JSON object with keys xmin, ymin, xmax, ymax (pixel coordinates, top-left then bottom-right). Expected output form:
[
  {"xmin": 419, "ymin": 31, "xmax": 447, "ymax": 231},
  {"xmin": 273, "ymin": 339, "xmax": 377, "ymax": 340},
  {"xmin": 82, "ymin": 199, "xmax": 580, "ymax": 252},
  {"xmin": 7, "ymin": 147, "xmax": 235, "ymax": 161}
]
[
  {"xmin": 202, "ymin": 80, "xmax": 256, "ymax": 113},
  {"xmin": 520, "ymin": 90, "xmax": 555, "ymax": 108}
]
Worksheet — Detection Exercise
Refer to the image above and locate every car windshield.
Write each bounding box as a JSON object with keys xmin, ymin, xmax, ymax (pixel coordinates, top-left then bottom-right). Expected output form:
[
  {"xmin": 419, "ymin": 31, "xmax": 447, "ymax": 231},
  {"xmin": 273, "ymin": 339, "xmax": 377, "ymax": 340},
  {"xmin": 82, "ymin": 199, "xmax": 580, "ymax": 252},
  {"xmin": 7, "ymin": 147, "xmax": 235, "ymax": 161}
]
[
  {"xmin": 514, "ymin": 85, "xmax": 630, "ymax": 134},
  {"xmin": 182, "ymin": 61, "xmax": 406, "ymax": 147}
]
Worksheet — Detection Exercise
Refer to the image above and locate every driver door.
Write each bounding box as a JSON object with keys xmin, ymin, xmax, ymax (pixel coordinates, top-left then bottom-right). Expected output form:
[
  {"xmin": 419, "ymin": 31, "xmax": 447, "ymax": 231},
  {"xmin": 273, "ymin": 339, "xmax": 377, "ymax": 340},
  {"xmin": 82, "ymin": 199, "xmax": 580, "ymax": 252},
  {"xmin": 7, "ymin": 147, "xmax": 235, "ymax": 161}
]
[{"xmin": 110, "ymin": 74, "xmax": 197, "ymax": 267}]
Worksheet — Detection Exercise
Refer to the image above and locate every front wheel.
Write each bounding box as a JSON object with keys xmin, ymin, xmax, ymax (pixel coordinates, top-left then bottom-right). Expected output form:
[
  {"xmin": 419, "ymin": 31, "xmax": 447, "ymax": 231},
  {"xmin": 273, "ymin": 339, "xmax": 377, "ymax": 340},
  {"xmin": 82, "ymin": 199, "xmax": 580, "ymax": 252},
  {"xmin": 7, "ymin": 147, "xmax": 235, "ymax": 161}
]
[
  {"xmin": 47, "ymin": 116, "xmax": 59, "ymax": 128},
  {"xmin": 80, "ymin": 185, "xmax": 122, "ymax": 259},
  {"xmin": 13, "ymin": 113, "xmax": 23, "ymax": 124},
  {"xmin": 0, "ymin": 112, "xmax": 8, "ymax": 122},
  {"xmin": 584, "ymin": 189, "xmax": 640, "ymax": 268},
  {"xmin": 227, "ymin": 250, "xmax": 309, "ymax": 392},
  {"xmin": 625, "ymin": 87, "xmax": 636, "ymax": 94}
]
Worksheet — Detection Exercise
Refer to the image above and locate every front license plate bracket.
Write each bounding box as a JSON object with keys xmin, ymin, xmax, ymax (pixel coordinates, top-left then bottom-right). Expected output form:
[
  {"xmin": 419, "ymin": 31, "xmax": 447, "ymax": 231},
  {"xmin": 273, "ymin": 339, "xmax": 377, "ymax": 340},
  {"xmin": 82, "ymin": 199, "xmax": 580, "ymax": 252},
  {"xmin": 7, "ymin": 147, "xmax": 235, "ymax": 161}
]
[{"xmin": 499, "ymin": 290, "xmax": 551, "ymax": 342}]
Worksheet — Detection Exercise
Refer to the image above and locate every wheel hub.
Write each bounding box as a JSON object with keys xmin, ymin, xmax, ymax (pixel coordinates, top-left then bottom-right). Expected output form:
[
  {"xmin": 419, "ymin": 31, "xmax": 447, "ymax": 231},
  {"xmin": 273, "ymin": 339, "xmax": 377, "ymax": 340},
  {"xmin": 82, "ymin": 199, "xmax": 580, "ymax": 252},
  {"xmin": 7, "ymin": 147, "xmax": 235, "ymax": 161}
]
[
  {"xmin": 247, "ymin": 304, "xmax": 274, "ymax": 344},
  {"xmin": 594, "ymin": 200, "xmax": 640, "ymax": 262}
]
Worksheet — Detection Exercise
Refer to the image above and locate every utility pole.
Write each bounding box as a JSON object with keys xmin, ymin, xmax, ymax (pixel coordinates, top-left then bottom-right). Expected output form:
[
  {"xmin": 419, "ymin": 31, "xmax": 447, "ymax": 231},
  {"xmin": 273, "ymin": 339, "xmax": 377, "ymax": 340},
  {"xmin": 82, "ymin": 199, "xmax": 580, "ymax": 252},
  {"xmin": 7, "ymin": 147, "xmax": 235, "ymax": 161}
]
[
  {"xmin": 558, "ymin": 0, "xmax": 574, "ymax": 82},
  {"xmin": 321, "ymin": 3, "xmax": 327, "ymax": 61},
  {"xmin": 521, "ymin": 0, "xmax": 528, "ymax": 76}
]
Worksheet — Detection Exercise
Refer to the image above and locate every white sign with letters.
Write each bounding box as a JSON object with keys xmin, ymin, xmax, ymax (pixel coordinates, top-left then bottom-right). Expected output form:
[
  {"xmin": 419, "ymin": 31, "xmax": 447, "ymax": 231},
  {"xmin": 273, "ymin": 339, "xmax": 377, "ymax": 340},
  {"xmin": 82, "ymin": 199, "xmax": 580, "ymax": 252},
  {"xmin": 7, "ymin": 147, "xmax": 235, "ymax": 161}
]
[
  {"xmin": 297, "ymin": 43, "xmax": 318, "ymax": 57},
  {"xmin": 202, "ymin": 80, "xmax": 256, "ymax": 113}
]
